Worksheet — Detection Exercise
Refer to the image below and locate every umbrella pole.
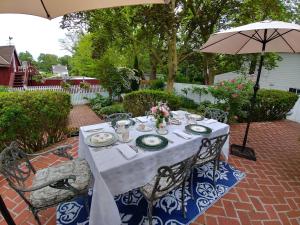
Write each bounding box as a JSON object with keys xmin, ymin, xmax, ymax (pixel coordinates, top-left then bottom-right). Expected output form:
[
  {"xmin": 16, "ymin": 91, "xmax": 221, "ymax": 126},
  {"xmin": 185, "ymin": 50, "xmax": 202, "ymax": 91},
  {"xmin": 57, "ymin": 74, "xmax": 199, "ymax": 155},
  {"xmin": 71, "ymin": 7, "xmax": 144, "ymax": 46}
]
[{"xmin": 231, "ymin": 29, "xmax": 267, "ymax": 161}]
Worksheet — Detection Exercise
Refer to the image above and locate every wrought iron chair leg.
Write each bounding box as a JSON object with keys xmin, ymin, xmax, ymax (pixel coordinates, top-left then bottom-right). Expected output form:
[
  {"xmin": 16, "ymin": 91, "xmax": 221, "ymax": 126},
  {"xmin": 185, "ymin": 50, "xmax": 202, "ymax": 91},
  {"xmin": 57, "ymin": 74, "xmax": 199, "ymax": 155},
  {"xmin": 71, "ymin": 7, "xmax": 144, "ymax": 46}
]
[
  {"xmin": 213, "ymin": 160, "xmax": 217, "ymax": 188},
  {"xmin": 181, "ymin": 182, "xmax": 186, "ymax": 218},
  {"xmin": 84, "ymin": 194, "xmax": 90, "ymax": 216},
  {"xmin": 32, "ymin": 210, "xmax": 42, "ymax": 225},
  {"xmin": 217, "ymin": 155, "xmax": 221, "ymax": 170},
  {"xmin": 190, "ymin": 169, "xmax": 195, "ymax": 200},
  {"xmin": 126, "ymin": 191, "xmax": 133, "ymax": 204},
  {"xmin": 147, "ymin": 201, "xmax": 153, "ymax": 225}
]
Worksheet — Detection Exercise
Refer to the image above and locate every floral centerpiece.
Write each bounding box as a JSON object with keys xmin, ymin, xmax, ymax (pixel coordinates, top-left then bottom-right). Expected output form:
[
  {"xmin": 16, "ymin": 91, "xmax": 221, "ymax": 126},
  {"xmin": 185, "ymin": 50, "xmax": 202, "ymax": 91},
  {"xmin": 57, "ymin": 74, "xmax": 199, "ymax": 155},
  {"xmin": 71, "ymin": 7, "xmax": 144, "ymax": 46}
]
[{"xmin": 150, "ymin": 102, "xmax": 170, "ymax": 129}]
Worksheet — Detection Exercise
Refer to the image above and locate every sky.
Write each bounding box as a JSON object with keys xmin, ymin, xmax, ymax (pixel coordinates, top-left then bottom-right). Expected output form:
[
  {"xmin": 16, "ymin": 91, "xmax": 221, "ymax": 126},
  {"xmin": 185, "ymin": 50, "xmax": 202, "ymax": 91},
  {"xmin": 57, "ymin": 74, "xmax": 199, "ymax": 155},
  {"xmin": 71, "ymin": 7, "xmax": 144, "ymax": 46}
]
[{"xmin": 0, "ymin": 14, "xmax": 70, "ymax": 60}]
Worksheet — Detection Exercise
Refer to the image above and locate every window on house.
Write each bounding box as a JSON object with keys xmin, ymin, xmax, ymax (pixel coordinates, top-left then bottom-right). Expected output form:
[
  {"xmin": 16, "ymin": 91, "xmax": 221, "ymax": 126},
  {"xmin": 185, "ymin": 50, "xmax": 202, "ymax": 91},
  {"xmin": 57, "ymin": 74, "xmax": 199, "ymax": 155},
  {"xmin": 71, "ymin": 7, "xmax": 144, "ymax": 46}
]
[{"xmin": 289, "ymin": 88, "xmax": 300, "ymax": 95}]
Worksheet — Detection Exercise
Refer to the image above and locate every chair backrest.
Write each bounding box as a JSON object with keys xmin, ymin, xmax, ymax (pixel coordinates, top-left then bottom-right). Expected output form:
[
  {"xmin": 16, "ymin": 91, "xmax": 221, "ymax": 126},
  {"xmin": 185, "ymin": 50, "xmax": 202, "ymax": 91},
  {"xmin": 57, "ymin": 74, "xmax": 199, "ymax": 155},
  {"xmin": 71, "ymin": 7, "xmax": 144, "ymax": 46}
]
[
  {"xmin": 205, "ymin": 108, "xmax": 228, "ymax": 123},
  {"xmin": 0, "ymin": 142, "xmax": 35, "ymax": 189},
  {"xmin": 193, "ymin": 134, "xmax": 229, "ymax": 165},
  {"xmin": 105, "ymin": 113, "xmax": 132, "ymax": 123},
  {"xmin": 151, "ymin": 157, "xmax": 192, "ymax": 198}
]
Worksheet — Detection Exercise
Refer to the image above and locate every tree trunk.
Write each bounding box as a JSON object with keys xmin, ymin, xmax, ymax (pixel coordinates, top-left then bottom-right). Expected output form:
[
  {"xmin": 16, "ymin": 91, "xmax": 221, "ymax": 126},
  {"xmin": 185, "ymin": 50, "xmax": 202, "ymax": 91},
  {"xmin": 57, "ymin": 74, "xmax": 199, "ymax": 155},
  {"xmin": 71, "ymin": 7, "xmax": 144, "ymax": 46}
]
[
  {"xmin": 150, "ymin": 53, "xmax": 157, "ymax": 80},
  {"xmin": 166, "ymin": 0, "xmax": 177, "ymax": 92},
  {"xmin": 150, "ymin": 64, "xmax": 157, "ymax": 80},
  {"xmin": 202, "ymin": 53, "xmax": 215, "ymax": 85}
]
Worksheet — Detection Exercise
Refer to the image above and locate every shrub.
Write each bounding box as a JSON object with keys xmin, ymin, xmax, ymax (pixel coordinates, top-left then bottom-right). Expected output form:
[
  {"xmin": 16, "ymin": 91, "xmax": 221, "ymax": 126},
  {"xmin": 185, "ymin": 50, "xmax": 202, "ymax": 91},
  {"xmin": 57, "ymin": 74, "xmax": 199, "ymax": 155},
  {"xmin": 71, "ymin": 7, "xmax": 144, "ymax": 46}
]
[
  {"xmin": 123, "ymin": 90, "xmax": 181, "ymax": 117},
  {"xmin": 249, "ymin": 89, "xmax": 298, "ymax": 122},
  {"xmin": 208, "ymin": 77, "xmax": 253, "ymax": 122},
  {"xmin": 0, "ymin": 86, "xmax": 8, "ymax": 92},
  {"xmin": 97, "ymin": 104, "xmax": 125, "ymax": 116},
  {"xmin": 179, "ymin": 96, "xmax": 198, "ymax": 109},
  {"xmin": 80, "ymin": 82, "xmax": 91, "ymax": 90},
  {"xmin": 89, "ymin": 94, "xmax": 112, "ymax": 109},
  {"xmin": 148, "ymin": 79, "xmax": 165, "ymax": 90},
  {"xmin": 60, "ymin": 81, "xmax": 71, "ymax": 90},
  {"xmin": 0, "ymin": 91, "xmax": 71, "ymax": 153}
]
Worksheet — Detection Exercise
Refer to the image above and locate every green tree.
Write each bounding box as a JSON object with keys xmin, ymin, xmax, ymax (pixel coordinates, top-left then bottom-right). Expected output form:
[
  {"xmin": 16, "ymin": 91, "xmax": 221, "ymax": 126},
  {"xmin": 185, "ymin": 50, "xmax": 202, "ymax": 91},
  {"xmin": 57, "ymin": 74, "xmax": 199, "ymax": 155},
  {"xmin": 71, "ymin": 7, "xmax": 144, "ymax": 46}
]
[
  {"xmin": 70, "ymin": 34, "xmax": 98, "ymax": 76},
  {"xmin": 18, "ymin": 51, "xmax": 34, "ymax": 63},
  {"xmin": 37, "ymin": 53, "xmax": 59, "ymax": 72}
]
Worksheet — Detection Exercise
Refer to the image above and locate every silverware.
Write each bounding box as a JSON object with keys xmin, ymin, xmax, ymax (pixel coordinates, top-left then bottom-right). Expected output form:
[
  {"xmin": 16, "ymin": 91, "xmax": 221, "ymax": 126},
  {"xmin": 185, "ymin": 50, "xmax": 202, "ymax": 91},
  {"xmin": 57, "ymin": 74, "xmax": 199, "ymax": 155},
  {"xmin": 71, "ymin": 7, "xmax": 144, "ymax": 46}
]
[
  {"xmin": 173, "ymin": 132, "xmax": 191, "ymax": 140},
  {"xmin": 129, "ymin": 145, "xmax": 139, "ymax": 153}
]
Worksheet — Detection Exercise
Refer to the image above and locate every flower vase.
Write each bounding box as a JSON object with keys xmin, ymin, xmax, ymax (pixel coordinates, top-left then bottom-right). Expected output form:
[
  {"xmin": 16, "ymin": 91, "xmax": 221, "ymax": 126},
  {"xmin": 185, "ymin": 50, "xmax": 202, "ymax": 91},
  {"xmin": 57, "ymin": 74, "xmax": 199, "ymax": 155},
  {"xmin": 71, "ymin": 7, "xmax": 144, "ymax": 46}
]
[{"xmin": 156, "ymin": 117, "xmax": 167, "ymax": 135}]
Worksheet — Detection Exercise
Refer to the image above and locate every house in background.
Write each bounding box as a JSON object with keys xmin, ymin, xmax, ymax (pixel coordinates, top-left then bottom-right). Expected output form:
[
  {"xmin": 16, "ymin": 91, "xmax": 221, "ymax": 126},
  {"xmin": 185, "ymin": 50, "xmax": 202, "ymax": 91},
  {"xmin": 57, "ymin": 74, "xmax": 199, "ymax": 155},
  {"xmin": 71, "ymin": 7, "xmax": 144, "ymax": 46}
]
[
  {"xmin": 0, "ymin": 45, "xmax": 38, "ymax": 87},
  {"xmin": 52, "ymin": 64, "xmax": 69, "ymax": 78},
  {"xmin": 214, "ymin": 53, "xmax": 300, "ymax": 94}
]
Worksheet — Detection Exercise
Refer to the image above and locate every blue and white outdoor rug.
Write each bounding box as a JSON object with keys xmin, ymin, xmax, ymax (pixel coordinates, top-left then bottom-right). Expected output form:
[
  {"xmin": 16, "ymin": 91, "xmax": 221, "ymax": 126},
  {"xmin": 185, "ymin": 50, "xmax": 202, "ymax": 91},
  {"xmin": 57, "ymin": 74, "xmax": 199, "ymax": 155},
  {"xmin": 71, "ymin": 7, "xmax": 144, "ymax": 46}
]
[{"xmin": 57, "ymin": 161, "xmax": 245, "ymax": 225}]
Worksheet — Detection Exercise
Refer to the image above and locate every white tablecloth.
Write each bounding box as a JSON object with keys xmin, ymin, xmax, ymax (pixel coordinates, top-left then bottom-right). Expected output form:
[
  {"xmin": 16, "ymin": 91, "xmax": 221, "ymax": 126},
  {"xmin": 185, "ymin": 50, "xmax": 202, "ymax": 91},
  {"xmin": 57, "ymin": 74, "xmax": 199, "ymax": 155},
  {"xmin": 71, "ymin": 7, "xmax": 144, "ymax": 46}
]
[{"xmin": 78, "ymin": 112, "xmax": 230, "ymax": 225}]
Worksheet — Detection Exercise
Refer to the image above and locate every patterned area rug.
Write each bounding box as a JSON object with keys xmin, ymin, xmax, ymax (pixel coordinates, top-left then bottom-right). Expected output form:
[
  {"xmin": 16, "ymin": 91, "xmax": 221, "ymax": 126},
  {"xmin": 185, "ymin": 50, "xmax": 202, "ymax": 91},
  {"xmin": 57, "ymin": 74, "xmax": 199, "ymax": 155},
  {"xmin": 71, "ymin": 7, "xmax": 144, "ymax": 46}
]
[{"xmin": 57, "ymin": 161, "xmax": 245, "ymax": 225}]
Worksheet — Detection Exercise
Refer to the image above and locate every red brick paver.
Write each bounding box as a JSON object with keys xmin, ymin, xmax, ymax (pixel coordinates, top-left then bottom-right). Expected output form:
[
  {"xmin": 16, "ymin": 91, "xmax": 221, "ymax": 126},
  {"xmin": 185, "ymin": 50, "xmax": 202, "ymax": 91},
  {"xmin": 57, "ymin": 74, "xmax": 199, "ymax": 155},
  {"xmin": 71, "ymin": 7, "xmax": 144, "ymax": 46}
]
[
  {"xmin": 68, "ymin": 105, "xmax": 103, "ymax": 128},
  {"xmin": 1, "ymin": 120, "xmax": 300, "ymax": 225}
]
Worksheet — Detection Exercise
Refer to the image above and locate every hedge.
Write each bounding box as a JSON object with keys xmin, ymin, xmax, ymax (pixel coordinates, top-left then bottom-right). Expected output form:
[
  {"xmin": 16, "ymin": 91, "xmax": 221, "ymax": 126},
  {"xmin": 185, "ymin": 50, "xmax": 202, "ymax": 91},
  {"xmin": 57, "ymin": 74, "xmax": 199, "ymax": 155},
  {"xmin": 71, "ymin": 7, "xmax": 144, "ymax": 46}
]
[
  {"xmin": 123, "ymin": 90, "xmax": 181, "ymax": 117},
  {"xmin": 0, "ymin": 91, "xmax": 71, "ymax": 153},
  {"xmin": 249, "ymin": 89, "xmax": 298, "ymax": 122},
  {"xmin": 97, "ymin": 104, "xmax": 125, "ymax": 116}
]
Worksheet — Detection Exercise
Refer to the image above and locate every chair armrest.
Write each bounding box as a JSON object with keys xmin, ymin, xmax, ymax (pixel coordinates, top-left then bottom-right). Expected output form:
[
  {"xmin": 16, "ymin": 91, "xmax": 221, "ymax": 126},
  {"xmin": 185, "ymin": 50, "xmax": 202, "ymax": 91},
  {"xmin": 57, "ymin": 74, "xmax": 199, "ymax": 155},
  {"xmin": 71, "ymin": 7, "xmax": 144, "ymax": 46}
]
[
  {"xmin": 12, "ymin": 175, "xmax": 77, "ymax": 193},
  {"xmin": 25, "ymin": 145, "xmax": 73, "ymax": 160}
]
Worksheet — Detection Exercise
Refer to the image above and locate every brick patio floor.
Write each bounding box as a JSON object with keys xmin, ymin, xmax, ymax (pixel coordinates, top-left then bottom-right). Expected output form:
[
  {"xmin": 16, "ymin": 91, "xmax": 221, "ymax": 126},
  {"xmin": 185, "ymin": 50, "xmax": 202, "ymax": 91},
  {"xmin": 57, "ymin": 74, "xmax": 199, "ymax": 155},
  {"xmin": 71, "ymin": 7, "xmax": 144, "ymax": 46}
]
[
  {"xmin": 1, "ymin": 119, "xmax": 300, "ymax": 225},
  {"xmin": 68, "ymin": 105, "xmax": 103, "ymax": 128}
]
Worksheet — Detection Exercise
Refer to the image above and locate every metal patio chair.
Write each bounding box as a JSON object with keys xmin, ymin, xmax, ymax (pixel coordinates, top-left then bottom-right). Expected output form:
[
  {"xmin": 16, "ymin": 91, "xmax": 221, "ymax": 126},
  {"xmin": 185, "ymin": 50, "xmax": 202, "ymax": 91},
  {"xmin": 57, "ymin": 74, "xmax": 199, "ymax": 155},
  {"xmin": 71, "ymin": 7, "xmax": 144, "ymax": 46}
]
[
  {"xmin": 0, "ymin": 142, "xmax": 92, "ymax": 225},
  {"xmin": 205, "ymin": 108, "xmax": 228, "ymax": 124},
  {"xmin": 189, "ymin": 134, "xmax": 229, "ymax": 199},
  {"xmin": 140, "ymin": 157, "xmax": 192, "ymax": 225}
]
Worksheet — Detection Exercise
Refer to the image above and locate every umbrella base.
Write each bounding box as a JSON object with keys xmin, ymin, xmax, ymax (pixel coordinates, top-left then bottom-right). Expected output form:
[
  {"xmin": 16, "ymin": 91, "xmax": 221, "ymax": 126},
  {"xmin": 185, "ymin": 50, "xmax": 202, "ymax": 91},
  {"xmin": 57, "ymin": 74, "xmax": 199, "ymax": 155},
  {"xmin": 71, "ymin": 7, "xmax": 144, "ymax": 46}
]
[{"xmin": 230, "ymin": 144, "xmax": 256, "ymax": 161}]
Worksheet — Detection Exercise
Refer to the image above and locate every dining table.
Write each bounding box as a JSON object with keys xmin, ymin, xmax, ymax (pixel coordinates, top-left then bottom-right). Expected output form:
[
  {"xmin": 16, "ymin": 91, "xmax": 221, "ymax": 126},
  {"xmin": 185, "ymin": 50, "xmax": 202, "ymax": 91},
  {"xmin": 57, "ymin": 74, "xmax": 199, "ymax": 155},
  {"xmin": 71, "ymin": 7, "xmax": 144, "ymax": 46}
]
[{"xmin": 78, "ymin": 110, "xmax": 230, "ymax": 225}]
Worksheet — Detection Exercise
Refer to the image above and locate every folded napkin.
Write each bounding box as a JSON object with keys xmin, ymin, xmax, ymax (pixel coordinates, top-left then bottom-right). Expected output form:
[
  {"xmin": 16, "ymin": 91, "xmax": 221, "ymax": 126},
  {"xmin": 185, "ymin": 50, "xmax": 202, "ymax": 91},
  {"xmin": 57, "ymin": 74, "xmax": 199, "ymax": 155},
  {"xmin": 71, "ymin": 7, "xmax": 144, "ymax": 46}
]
[
  {"xmin": 173, "ymin": 130, "xmax": 193, "ymax": 139},
  {"xmin": 201, "ymin": 119, "xmax": 217, "ymax": 124},
  {"xmin": 136, "ymin": 117, "xmax": 148, "ymax": 123},
  {"xmin": 82, "ymin": 124, "xmax": 103, "ymax": 132},
  {"xmin": 116, "ymin": 144, "xmax": 137, "ymax": 160}
]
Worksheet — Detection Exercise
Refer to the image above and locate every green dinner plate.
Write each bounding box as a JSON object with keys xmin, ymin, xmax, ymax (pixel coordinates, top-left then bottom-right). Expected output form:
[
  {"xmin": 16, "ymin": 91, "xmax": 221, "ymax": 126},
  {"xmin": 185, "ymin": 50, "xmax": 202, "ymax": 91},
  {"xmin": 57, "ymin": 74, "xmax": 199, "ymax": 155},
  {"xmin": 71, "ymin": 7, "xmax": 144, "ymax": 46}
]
[
  {"xmin": 136, "ymin": 134, "xmax": 168, "ymax": 151},
  {"xmin": 185, "ymin": 124, "xmax": 212, "ymax": 135}
]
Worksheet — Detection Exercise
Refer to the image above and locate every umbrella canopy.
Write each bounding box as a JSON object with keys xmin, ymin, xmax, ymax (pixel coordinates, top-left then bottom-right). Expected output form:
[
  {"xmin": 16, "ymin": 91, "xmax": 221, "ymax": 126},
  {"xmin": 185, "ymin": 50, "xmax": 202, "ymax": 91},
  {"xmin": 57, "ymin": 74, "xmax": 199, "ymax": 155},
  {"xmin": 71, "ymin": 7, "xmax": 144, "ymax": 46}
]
[
  {"xmin": 199, "ymin": 20, "xmax": 300, "ymax": 161},
  {"xmin": 0, "ymin": 0, "xmax": 168, "ymax": 19},
  {"xmin": 200, "ymin": 20, "xmax": 300, "ymax": 54}
]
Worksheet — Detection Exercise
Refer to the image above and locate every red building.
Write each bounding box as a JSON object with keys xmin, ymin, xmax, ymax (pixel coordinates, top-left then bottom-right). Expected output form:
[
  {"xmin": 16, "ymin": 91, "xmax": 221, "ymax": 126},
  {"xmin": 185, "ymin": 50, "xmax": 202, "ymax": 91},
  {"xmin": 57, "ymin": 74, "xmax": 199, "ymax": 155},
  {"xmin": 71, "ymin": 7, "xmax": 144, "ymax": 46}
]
[{"xmin": 0, "ymin": 45, "xmax": 38, "ymax": 87}]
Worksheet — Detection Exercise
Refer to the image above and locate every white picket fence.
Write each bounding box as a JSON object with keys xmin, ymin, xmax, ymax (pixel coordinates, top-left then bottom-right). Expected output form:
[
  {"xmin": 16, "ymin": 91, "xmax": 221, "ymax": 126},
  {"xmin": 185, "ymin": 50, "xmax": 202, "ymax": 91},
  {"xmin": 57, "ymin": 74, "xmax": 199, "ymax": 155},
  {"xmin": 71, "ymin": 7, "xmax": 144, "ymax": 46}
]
[{"xmin": 9, "ymin": 85, "xmax": 109, "ymax": 105}]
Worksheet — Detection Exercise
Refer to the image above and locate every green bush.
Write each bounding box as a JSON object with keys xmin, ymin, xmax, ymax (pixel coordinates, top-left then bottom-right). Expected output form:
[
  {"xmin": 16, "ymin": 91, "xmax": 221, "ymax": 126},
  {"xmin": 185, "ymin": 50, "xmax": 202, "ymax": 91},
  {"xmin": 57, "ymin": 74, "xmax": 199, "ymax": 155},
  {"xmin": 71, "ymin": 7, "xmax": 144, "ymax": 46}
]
[
  {"xmin": 0, "ymin": 86, "xmax": 8, "ymax": 92},
  {"xmin": 148, "ymin": 79, "xmax": 165, "ymax": 90},
  {"xmin": 123, "ymin": 90, "xmax": 181, "ymax": 117},
  {"xmin": 97, "ymin": 104, "xmax": 125, "ymax": 116},
  {"xmin": 179, "ymin": 96, "xmax": 198, "ymax": 109},
  {"xmin": 208, "ymin": 77, "xmax": 253, "ymax": 122},
  {"xmin": 249, "ymin": 89, "xmax": 298, "ymax": 122},
  {"xmin": 89, "ymin": 94, "xmax": 112, "ymax": 111},
  {"xmin": 0, "ymin": 91, "xmax": 71, "ymax": 153}
]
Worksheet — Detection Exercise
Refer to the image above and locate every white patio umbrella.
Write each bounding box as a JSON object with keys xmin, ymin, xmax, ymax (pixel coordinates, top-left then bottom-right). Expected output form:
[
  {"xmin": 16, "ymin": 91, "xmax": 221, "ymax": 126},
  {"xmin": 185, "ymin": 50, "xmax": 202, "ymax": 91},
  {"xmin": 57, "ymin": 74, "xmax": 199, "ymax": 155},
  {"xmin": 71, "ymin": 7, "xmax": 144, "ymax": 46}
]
[
  {"xmin": 199, "ymin": 20, "xmax": 300, "ymax": 161},
  {"xmin": 0, "ymin": 1, "xmax": 170, "ymax": 225},
  {"xmin": 0, "ymin": 0, "xmax": 168, "ymax": 19}
]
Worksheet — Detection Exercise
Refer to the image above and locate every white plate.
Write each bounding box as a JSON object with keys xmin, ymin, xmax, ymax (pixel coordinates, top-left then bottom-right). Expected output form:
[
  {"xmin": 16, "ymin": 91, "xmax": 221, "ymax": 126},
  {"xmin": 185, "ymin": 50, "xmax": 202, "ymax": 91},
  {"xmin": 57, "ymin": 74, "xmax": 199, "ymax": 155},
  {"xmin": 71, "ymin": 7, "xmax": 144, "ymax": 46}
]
[
  {"xmin": 85, "ymin": 132, "xmax": 118, "ymax": 147},
  {"xmin": 189, "ymin": 125, "xmax": 207, "ymax": 132},
  {"xmin": 136, "ymin": 125, "xmax": 153, "ymax": 132},
  {"xmin": 190, "ymin": 114, "xmax": 204, "ymax": 121},
  {"xmin": 142, "ymin": 136, "xmax": 163, "ymax": 146},
  {"xmin": 117, "ymin": 120, "xmax": 131, "ymax": 126}
]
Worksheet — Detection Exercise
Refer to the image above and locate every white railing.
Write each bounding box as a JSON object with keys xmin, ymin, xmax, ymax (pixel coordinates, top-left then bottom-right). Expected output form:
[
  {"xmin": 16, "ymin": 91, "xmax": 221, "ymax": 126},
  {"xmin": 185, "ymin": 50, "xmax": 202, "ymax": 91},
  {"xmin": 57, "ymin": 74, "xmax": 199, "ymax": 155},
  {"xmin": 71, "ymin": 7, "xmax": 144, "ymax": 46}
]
[{"xmin": 9, "ymin": 85, "xmax": 109, "ymax": 105}]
